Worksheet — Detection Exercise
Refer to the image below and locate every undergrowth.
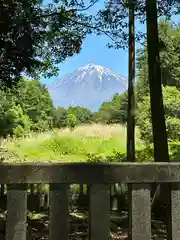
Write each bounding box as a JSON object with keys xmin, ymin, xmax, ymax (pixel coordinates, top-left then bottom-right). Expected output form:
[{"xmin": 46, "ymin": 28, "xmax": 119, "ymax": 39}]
[{"xmin": 0, "ymin": 124, "xmax": 179, "ymax": 163}]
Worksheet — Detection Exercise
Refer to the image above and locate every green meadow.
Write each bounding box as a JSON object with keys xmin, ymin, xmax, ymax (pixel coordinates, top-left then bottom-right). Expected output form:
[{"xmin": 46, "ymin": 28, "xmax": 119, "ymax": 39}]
[{"xmin": 0, "ymin": 124, "xmax": 141, "ymax": 163}]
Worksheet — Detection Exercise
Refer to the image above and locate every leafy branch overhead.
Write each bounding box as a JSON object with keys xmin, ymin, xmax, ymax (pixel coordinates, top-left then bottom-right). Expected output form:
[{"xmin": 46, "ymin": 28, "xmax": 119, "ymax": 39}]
[
  {"xmin": 0, "ymin": 0, "xmax": 97, "ymax": 87},
  {"xmin": 94, "ymin": 0, "xmax": 180, "ymax": 49},
  {"xmin": 0, "ymin": 0, "xmax": 179, "ymax": 87}
]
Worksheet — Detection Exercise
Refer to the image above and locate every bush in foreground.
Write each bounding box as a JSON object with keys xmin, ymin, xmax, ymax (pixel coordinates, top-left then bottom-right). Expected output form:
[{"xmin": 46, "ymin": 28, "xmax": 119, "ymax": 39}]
[{"xmin": 137, "ymin": 86, "xmax": 180, "ymax": 143}]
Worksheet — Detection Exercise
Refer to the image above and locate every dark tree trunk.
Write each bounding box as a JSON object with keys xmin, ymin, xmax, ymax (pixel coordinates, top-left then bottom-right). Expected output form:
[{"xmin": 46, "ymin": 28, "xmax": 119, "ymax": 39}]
[
  {"xmin": 146, "ymin": 1, "xmax": 171, "ymax": 238},
  {"xmin": 127, "ymin": 0, "xmax": 135, "ymax": 163},
  {"xmin": 146, "ymin": 0, "xmax": 169, "ymax": 163},
  {"xmin": 127, "ymin": 2, "xmax": 135, "ymax": 239}
]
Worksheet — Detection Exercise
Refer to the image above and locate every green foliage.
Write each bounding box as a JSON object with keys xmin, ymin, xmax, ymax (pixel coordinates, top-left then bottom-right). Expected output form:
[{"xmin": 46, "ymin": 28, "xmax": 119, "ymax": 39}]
[
  {"xmin": 13, "ymin": 78, "xmax": 54, "ymax": 132},
  {"xmin": 0, "ymin": 78, "xmax": 54, "ymax": 137},
  {"xmin": 137, "ymin": 86, "xmax": 180, "ymax": 143},
  {"xmin": 96, "ymin": 101, "xmax": 113, "ymax": 123},
  {"xmin": 3, "ymin": 122, "xmax": 180, "ymax": 163},
  {"xmin": 67, "ymin": 106, "xmax": 93, "ymax": 124},
  {"xmin": 66, "ymin": 114, "xmax": 77, "ymax": 130},
  {"xmin": 169, "ymin": 142, "xmax": 180, "ymax": 161},
  {"xmin": 5, "ymin": 125, "xmax": 127, "ymax": 162},
  {"xmin": 96, "ymin": 92, "xmax": 128, "ymax": 124},
  {"xmin": 53, "ymin": 107, "xmax": 68, "ymax": 128},
  {"xmin": 33, "ymin": 119, "xmax": 52, "ymax": 132},
  {"xmin": 11, "ymin": 106, "xmax": 32, "ymax": 137},
  {"xmin": 0, "ymin": 95, "xmax": 32, "ymax": 137},
  {"xmin": 0, "ymin": 0, "xmax": 93, "ymax": 87},
  {"xmin": 136, "ymin": 20, "xmax": 180, "ymax": 102},
  {"xmin": 111, "ymin": 92, "xmax": 128, "ymax": 123},
  {"xmin": 13, "ymin": 125, "xmax": 27, "ymax": 138},
  {"xmin": 1, "ymin": 0, "xmax": 179, "ymax": 88},
  {"xmin": 94, "ymin": 0, "xmax": 179, "ymax": 49},
  {"xmin": 166, "ymin": 118, "xmax": 180, "ymax": 141},
  {"xmin": 136, "ymin": 48, "xmax": 149, "ymax": 102},
  {"xmin": 135, "ymin": 21, "xmax": 180, "ymax": 146},
  {"xmin": 158, "ymin": 20, "xmax": 180, "ymax": 88},
  {"xmin": 52, "ymin": 106, "xmax": 94, "ymax": 129}
]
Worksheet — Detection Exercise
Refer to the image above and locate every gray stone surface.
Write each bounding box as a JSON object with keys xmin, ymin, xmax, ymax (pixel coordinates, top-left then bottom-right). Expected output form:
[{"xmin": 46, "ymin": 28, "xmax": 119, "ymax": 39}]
[
  {"xmin": 89, "ymin": 184, "xmax": 110, "ymax": 240},
  {"xmin": 171, "ymin": 183, "xmax": 180, "ymax": 240},
  {"xmin": 131, "ymin": 184, "xmax": 151, "ymax": 240},
  {"xmin": 49, "ymin": 183, "xmax": 69, "ymax": 240},
  {"xmin": 1, "ymin": 162, "xmax": 180, "ymax": 183},
  {"xmin": 6, "ymin": 184, "xmax": 27, "ymax": 240}
]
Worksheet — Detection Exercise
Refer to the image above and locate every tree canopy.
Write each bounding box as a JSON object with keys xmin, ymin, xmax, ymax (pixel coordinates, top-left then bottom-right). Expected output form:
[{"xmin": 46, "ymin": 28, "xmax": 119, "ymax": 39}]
[
  {"xmin": 137, "ymin": 86, "xmax": 180, "ymax": 143},
  {"xmin": 136, "ymin": 20, "xmax": 180, "ymax": 102},
  {"xmin": 94, "ymin": 0, "xmax": 180, "ymax": 49},
  {"xmin": 1, "ymin": 0, "xmax": 179, "ymax": 88},
  {"xmin": 0, "ymin": 0, "xmax": 93, "ymax": 87},
  {"xmin": 0, "ymin": 78, "xmax": 54, "ymax": 136}
]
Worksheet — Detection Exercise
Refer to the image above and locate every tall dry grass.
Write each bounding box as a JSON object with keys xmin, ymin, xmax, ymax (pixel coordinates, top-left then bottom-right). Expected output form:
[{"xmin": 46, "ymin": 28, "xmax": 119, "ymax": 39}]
[{"xmin": 0, "ymin": 124, "xmax": 141, "ymax": 163}]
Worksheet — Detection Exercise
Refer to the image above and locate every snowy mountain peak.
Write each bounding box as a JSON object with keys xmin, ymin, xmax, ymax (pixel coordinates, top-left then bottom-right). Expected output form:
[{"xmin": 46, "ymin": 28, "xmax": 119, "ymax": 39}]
[
  {"xmin": 47, "ymin": 64, "xmax": 127, "ymax": 111},
  {"xmin": 78, "ymin": 63, "xmax": 105, "ymax": 72}
]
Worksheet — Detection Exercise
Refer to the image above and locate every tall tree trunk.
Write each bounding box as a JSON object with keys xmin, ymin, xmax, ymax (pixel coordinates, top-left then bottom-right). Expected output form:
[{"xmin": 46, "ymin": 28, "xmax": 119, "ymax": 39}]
[
  {"xmin": 127, "ymin": 1, "xmax": 135, "ymax": 239},
  {"xmin": 146, "ymin": 0, "xmax": 169, "ymax": 163},
  {"xmin": 127, "ymin": 0, "xmax": 135, "ymax": 163},
  {"xmin": 146, "ymin": 1, "xmax": 171, "ymax": 238}
]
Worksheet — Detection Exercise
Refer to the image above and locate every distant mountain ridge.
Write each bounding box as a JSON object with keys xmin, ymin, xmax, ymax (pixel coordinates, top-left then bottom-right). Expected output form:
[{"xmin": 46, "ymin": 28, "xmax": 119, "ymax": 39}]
[{"xmin": 47, "ymin": 64, "xmax": 127, "ymax": 111}]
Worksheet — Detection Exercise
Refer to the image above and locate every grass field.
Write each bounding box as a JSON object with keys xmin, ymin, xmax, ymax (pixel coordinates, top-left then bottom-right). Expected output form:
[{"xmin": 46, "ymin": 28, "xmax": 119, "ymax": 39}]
[
  {"xmin": 0, "ymin": 124, "xmax": 142, "ymax": 163},
  {"xmin": 1, "ymin": 123, "xmax": 179, "ymax": 163}
]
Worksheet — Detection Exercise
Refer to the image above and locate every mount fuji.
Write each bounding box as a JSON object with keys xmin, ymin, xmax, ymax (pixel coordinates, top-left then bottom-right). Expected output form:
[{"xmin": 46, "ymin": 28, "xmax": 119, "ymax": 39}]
[{"xmin": 47, "ymin": 64, "xmax": 127, "ymax": 111}]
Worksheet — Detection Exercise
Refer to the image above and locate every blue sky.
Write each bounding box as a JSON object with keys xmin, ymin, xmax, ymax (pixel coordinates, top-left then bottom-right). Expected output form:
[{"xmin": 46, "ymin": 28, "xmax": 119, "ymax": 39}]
[{"xmin": 43, "ymin": 0, "xmax": 180, "ymax": 83}]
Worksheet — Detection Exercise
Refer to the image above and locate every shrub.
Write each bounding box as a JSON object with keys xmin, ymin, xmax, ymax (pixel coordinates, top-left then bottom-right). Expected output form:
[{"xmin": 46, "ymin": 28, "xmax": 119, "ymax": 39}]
[
  {"xmin": 66, "ymin": 114, "xmax": 77, "ymax": 130},
  {"xmin": 137, "ymin": 86, "xmax": 180, "ymax": 143},
  {"xmin": 0, "ymin": 101, "xmax": 32, "ymax": 137},
  {"xmin": 13, "ymin": 125, "xmax": 26, "ymax": 138},
  {"xmin": 166, "ymin": 117, "xmax": 180, "ymax": 142}
]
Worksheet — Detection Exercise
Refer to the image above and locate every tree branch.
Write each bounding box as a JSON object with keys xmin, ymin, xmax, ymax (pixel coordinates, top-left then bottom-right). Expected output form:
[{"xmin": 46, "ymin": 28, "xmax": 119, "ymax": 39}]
[
  {"xmin": 31, "ymin": 6, "xmax": 123, "ymax": 46},
  {"xmin": 65, "ymin": 16, "xmax": 120, "ymax": 44},
  {"xmin": 74, "ymin": 0, "xmax": 101, "ymax": 11},
  {"xmin": 37, "ymin": 0, "xmax": 100, "ymax": 19}
]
